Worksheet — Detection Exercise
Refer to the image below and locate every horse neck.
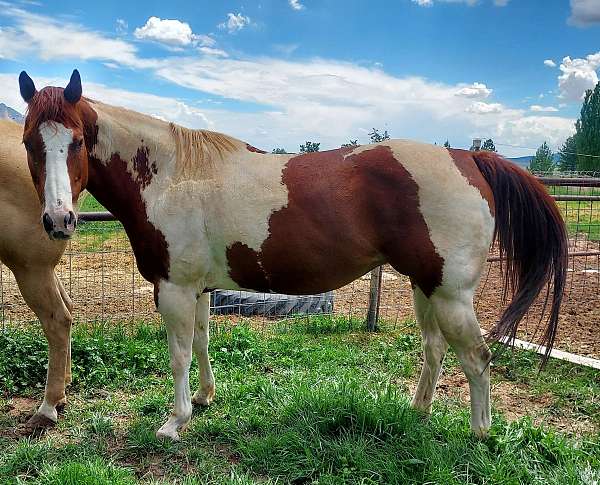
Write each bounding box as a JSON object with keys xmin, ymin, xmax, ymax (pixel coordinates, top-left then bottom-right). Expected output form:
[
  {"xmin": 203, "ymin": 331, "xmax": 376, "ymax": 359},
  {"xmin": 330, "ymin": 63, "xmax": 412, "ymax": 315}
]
[{"xmin": 85, "ymin": 102, "xmax": 175, "ymax": 226}]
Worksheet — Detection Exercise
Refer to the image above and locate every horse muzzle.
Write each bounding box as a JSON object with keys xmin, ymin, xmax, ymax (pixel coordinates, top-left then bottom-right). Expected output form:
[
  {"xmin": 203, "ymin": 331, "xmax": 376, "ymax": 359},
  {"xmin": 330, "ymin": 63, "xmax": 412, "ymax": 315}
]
[{"xmin": 42, "ymin": 210, "xmax": 77, "ymax": 240}]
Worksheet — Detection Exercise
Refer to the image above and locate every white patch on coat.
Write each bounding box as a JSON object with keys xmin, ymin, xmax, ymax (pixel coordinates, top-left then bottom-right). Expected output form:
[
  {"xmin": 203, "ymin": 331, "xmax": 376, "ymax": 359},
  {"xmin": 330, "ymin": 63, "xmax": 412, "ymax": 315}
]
[
  {"xmin": 39, "ymin": 121, "xmax": 74, "ymax": 215},
  {"xmin": 91, "ymin": 102, "xmax": 291, "ymax": 291}
]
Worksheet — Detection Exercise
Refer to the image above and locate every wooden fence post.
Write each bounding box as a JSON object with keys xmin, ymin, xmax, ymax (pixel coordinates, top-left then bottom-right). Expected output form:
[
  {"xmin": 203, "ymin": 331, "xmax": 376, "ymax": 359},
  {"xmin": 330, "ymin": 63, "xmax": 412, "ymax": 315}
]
[{"xmin": 366, "ymin": 266, "xmax": 382, "ymax": 331}]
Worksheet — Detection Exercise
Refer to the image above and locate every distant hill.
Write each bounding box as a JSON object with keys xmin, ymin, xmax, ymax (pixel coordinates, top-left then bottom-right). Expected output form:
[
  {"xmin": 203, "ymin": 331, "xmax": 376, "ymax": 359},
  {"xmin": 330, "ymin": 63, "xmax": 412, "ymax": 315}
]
[
  {"xmin": 0, "ymin": 103, "xmax": 24, "ymax": 124},
  {"xmin": 508, "ymin": 156, "xmax": 533, "ymax": 168},
  {"xmin": 507, "ymin": 153, "xmax": 561, "ymax": 169}
]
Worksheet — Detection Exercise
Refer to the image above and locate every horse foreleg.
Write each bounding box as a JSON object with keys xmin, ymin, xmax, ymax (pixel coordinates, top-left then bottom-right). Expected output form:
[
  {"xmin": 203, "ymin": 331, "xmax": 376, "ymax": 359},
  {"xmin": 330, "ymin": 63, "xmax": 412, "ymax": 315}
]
[
  {"xmin": 54, "ymin": 273, "xmax": 73, "ymax": 385},
  {"xmin": 411, "ymin": 285, "xmax": 448, "ymax": 414},
  {"xmin": 155, "ymin": 280, "xmax": 196, "ymax": 442},
  {"xmin": 430, "ymin": 289, "xmax": 492, "ymax": 438},
  {"xmin": 191, "ymin": 292, "xmax": 215, "ymax": 406},
  {"xmin": 13, "ymin": 267, "xmax": 72, "ymax": 431}
]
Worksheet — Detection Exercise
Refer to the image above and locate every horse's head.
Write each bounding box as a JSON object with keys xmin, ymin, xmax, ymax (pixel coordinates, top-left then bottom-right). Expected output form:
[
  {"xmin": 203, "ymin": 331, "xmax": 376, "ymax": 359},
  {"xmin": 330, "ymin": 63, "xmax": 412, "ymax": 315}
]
[{"xmin": 19, "ymin": 69, "xmax": 92, "ymax": 240}]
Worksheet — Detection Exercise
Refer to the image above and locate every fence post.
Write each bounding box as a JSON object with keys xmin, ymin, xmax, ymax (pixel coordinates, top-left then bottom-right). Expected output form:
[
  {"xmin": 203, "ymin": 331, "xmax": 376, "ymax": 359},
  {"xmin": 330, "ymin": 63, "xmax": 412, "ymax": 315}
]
[{"xmin": 366, "ymin": 266, "xmax": 382, "ymax": 331}]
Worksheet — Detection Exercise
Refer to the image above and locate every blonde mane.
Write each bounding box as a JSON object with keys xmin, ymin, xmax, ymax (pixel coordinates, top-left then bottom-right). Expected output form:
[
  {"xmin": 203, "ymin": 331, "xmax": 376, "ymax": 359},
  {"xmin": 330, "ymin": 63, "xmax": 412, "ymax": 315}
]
[{"xmin": 169, "ymin": 124, "xmax": 240, "ymax": 181}]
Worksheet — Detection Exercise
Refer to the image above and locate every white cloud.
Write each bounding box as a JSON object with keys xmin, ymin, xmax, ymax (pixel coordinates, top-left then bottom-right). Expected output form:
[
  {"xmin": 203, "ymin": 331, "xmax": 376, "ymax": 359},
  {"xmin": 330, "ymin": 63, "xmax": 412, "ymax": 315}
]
[
  {"xmin": 530, "ymin": 105, "xmax": 559, "ymax": 112},
  {"xmin": 0, "ymin": 4, "xmax": 151, "ymax": 67},
  {"xmin": 455, "ymin": 82, "xmax": 492, "ymax": 98},
  {"xmin": 0, "ymin": 5, "xmax": 577, "ymax": 156},
  {"xmin": 289, "ymin": 0, "xmax": 305, "ymax": 10},
  {"xmin": 494, "ymin": 0, "xmax": 510, "ymax": 5},
  {"xmin": 466, "ymin": 102, "xmax": 503, "ymax": 114},
  {"xmin": 558, "ymin": 53, "xmax": 600, "ymax": 100},
  {"xmin": 134, "ymin": 16, "xmax": 213, "ymax": 47},
  {"xmin": 568, "ymin": 0, "xmax": 600, "ymax": 27},
  {"xmin": 218, "ymin": 13, "xmax": 251, "ymax": 33},
  {"xmin": 544, "ymin": 59, "xmax": 557, "ymax": 68},
  {"xmin": 0, "ymin": 73, "xmax": 213, "ymax": 130},
  {"xmin": 198, "ymin": 46, "xmax": 229, "ymax": 58},
  {"xmin": 116, "ymin": 18, "xmax": 128, "ymax": 35}
]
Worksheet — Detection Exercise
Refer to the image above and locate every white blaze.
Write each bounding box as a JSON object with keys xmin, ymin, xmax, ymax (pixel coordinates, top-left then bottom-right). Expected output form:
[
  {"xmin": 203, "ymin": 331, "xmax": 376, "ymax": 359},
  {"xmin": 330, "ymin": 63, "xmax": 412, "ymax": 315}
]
[{"xmin": 39, "ymin": 121, "xmax": 74, "ymax": 214}]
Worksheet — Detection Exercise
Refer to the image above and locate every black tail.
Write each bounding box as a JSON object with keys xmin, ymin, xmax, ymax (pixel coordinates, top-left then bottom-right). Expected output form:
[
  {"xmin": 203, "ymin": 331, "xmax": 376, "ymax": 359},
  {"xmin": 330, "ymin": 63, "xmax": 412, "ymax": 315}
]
[{"xmin": 472, "ymin": 151, "xmax": 568, "ymax": 364}]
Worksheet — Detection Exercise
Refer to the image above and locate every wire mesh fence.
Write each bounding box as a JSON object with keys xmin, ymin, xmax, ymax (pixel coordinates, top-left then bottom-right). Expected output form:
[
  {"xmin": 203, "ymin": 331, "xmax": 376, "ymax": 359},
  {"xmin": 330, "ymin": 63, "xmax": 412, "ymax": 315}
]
[{"xmin": 0, "ymin": 175, "xmax": 598, "ymax": 358}]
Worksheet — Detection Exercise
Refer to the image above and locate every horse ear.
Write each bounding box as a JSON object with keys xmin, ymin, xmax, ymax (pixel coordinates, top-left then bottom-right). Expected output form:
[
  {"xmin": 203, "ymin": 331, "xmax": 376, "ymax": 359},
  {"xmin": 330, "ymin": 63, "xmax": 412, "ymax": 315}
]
[
  {"xmin": 64, "ymin": 69, "xmax": 82, "ymax": 104},
  {"xmin": 19, "ymin": 71, "xmax": 36, "ymax": 103}
]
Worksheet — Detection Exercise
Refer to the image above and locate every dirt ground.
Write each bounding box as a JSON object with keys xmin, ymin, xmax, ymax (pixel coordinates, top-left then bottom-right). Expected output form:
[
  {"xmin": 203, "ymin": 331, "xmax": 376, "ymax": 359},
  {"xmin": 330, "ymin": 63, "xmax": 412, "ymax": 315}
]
[{"xmin": 1, "ymin": 234, "xmax": 598, "ymax": 359}]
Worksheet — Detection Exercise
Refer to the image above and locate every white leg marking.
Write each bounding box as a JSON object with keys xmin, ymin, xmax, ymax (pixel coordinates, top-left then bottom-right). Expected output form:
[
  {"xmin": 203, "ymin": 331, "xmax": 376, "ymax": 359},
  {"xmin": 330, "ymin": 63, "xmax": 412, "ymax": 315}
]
[
  {"xmin": 430, "ymin": 289, "xmax": 491, "ymax": 438},
  {"xmin": 411, "ymin": 286, "xmax": 449, "ymax": 414},
  {"xmin": 36, "ymin": 399, "xmax": 58, "ymax": 422},
  {"xmin": 39, "ymin": 121, "xmax": 75, "ymax": 215},
  {"xmin": 155, "ymin": 281, "xmax": 197, "ymax": 442},
  {"xmin": 191, "ymin": 293, "xmax": 215, "ymax": 406}
]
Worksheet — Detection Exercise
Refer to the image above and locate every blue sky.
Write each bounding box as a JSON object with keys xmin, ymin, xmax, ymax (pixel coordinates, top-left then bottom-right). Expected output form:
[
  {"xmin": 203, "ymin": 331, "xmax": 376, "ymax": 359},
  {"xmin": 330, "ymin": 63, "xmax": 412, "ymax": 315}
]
[{"xmin": 1, "ymin": 0, "xmax": 599, "ymax": 156}]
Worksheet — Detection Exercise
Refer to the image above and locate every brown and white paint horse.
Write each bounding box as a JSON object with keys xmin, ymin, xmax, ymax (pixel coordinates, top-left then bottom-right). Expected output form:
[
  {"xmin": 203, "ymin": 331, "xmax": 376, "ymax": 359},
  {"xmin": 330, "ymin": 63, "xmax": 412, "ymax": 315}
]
[
  {"xmin": 19, "ymin": 70, "xmax": 568, "ymax": 440},
  {"xmin": 0, "ymin": 119, "xmax": 73, "ymax": 432}
]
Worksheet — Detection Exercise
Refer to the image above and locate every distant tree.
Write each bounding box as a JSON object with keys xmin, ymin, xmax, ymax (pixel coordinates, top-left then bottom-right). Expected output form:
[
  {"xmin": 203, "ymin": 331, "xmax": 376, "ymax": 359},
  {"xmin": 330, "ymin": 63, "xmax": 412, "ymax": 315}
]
[
  {"xmin": 443, "ymin": 140, "xmax": 451, "ymax": 148},
  {"xmin": 272, "ymin": 148, "xmax": 287, "ymax": 154},
  {"xmin": 481, "ymin": 138, "xmax": 496, "ymax": 152},
  {"xmin": 341, "ymin": 140, "xmax": 359, "ymax": 148},
  {"xmin": 368, "ymin": 128, "xmax": 390, "ymax": 144},
  {"xmin": 529, "ymin": 141, "xmax": 555, "ymax": 174},
  {"xmin": 300, "ymin": 141, "xmax": 320, "ymax": 153},
  {"xmin": 558, "ymin": 136, "xmax": 578, "ymax": 172},
  {"xmin": 574, "ymin": 82, "xmax": 600, "ymax": 173}
]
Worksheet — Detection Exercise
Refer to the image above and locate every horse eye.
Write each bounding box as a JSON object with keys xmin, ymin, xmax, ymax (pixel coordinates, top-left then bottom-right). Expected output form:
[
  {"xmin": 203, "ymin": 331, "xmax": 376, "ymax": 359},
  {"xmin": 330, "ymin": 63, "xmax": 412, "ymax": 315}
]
[{"xmin": 23, "ymin": 141, "xmax": 32, "ymax": 152}]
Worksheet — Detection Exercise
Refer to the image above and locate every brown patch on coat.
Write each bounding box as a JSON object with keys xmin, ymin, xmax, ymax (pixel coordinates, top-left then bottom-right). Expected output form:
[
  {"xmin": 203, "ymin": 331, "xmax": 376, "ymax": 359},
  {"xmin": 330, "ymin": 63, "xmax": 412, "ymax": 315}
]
[
  {"xmin": 80, "ymin": 102, "xmax": 170, "ymax": 287},
  {"xmin": 87, "ymin": 152, "xmax": 170, "ymax": 285},
  {"xmin": 227, "ymin": 146, "xmax": 444, "ymax": 296},
  {"xmin": 246, "ymin": 144, "xmax": 267, "ymax": 154},
  {"xmin": 132, "ymin": 146, "xmax": 157, "ymax": 189},
  {"xmin": 447, "ymin": 148, "xmax": 495, "ymax": 215},
  {"xmin": 226, "ymin": 242, "xmax": 270, "ymax": 291}
]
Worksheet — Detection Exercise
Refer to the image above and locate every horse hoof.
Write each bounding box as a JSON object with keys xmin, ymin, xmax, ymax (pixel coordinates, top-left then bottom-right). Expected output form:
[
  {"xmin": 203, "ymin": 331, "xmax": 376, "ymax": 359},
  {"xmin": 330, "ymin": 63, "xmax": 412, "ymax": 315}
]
[
  {"xmin": 472, "ymin": 427, "xmax": 490, "ymax": 439},
  {"xmin": 192, "ymin": 387, "xmax": 215, "ymax": 407},
  {"xmin": 17, "ymin": 413, "xmax": 57, "ymax": 436},
  {"xmin": 156, "ymin": 428, "xmax": 180, "ymax": 442}
]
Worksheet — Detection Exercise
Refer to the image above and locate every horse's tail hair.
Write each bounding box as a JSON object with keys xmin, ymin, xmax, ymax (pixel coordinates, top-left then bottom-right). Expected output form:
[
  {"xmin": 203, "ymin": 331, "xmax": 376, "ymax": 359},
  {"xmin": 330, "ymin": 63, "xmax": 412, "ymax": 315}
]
[{"xmin": 472, "ymin": 151, "xmax": 568, "ymax": 364}]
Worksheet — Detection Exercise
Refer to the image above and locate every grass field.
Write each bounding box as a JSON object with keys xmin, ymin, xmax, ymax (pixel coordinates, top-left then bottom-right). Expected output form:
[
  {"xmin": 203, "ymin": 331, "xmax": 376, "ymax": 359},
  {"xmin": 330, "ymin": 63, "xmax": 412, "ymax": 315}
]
[{"xmin": 1, "ymin": 317, "xmax": 599, "ymax": 484}]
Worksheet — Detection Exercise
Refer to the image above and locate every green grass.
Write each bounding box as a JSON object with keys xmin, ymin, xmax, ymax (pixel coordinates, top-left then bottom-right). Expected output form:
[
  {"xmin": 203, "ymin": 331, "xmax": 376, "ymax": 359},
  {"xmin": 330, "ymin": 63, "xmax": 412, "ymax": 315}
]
[
  {"xmin": 1, "ymin": 317, "xmax": 598, "ymax": 484},
  {"xmin": 74, "ymin": 194, "xmax": 124, "ymax": 251}
]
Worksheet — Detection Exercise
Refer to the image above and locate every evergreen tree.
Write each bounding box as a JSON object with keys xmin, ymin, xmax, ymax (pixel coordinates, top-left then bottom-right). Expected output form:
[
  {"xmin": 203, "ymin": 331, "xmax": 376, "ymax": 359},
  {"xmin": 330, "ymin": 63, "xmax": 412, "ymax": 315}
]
[
  {"xmin": 272, "ymin": 148, "xmax": 287, "ymax": 154},
  {"xmin": 558, "ymin": 136, "xmax": 578, "ymax": 172},
  {"xmin": 368, "ymin": 128, "xmax": 390, "ymax": 143},
  {"xmin": 341, "ymin": 140, "xmax": 359, "ymax": 148},
  {"xmin": 529, "ymin": 141, "xmax": 555, "ymax": 174},
  {"xmin": 481, "ymin": 138, "xmax": 496, "ymax": 152},
  {"xmin": 443, "ymin": 140, "xmax": 451, "ymax": 148},
  {"xmin": 300, "ymin": 141, "xmax": 320, "ymax": 153},
  {"xmin": 574, "ymin": 82, "xmax": 600, "ymax": 173}
]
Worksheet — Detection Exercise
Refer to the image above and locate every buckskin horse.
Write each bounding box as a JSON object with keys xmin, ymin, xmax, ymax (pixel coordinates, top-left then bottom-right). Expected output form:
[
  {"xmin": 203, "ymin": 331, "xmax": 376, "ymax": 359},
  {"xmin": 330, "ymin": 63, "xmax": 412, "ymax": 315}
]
[
  {"xmin": 18, "ymin": 70, "xmax": 567, "ymax": 441},
  {"xmin": 0, "ymin": 118, "xmax": 73, "ymax": 432}
]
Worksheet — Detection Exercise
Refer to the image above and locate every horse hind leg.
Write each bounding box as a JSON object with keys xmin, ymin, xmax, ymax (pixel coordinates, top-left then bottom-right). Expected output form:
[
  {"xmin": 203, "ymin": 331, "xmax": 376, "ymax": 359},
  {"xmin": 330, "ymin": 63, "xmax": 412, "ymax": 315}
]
[
  {"xmin": 13, "ymin": 267, "xmax": 72, "ymax": 432},
  {"xmin": 410, "ymin": 284, "xmax": 449, "ymax": 414},
  {"xmin": 429, "ymin": 287, "xmax": 492, "ymax": 438}
]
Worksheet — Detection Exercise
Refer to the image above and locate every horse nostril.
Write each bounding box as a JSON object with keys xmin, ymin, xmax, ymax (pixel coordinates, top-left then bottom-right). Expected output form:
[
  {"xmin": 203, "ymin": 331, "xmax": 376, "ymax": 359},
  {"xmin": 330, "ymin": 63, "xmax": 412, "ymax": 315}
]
[
  {"xmin": 64, "ymin": 211, "xmax": 76, "ymax": 229},
  {"xmin": 42, "ymin": 213, "xmax": 53, "ymax": 232}
]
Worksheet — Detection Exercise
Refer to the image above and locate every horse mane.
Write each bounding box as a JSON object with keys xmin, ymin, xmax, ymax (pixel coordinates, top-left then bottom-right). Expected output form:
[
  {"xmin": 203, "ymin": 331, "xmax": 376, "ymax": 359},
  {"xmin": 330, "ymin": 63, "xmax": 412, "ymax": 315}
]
[
  {"xmin": 169, "ymin": 124, "xmax": 239, "ymax": 181},
  {"xmin": 23, "ymin": 87, "xmax": 82, "ymax": 138}
]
